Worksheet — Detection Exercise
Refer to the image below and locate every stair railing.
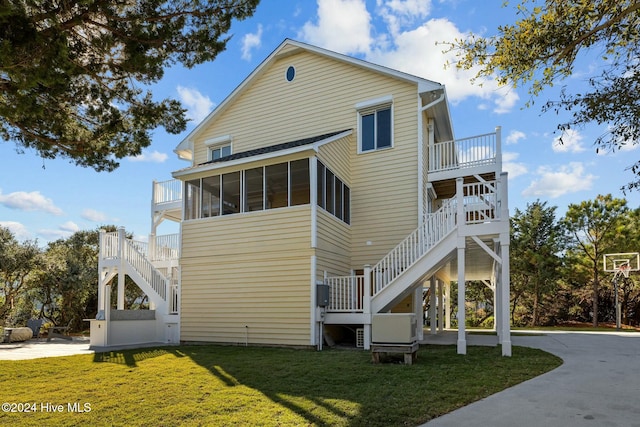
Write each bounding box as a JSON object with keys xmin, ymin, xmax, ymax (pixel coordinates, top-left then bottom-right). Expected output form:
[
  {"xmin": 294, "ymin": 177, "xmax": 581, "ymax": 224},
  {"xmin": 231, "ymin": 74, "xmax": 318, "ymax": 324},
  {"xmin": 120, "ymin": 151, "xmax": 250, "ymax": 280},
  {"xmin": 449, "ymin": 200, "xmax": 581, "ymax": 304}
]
[{"xmin": 371, "ymin": 198, "xmax": 457, "ymax": 294}]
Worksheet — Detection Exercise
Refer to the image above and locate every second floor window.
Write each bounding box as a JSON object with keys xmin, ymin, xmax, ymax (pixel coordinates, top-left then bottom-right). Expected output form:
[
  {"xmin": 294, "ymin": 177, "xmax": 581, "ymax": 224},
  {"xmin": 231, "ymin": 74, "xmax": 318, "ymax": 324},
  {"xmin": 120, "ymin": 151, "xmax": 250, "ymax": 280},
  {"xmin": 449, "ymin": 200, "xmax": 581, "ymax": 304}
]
[{"xmin": 359, "ymin": 105, "xmax": 392, "ymax": 153}]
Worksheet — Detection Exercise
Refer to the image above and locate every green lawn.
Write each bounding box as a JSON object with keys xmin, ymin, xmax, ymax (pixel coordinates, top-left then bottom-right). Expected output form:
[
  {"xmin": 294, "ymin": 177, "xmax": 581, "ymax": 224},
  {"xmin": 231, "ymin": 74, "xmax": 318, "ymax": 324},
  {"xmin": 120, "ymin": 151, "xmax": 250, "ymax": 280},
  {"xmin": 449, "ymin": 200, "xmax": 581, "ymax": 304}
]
[{"xmin": 0, "ymin": 344, "xmax": 561, "ymax": 426}]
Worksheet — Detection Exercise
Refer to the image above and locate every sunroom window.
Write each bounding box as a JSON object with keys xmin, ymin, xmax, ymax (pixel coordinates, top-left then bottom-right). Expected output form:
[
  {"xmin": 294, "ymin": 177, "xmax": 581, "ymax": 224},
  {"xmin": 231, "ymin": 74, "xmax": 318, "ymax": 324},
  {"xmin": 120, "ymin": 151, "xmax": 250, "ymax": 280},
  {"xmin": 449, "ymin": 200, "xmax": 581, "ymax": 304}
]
[
  {"xmin": 316, "ymin": 160, "xmax": 350, "ymax": 225},
  {"xmin": 184, "ymin": 159, "xmax": 311, "ymax": 220}
]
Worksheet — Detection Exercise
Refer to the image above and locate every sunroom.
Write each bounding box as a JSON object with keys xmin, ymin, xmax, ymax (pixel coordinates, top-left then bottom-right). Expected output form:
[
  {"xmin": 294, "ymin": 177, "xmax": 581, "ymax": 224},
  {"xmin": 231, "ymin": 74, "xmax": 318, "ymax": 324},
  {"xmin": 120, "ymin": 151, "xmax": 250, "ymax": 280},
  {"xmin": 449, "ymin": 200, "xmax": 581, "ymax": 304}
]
[{"xmin": 173, "ymin": 130, "xmax": 353, "ymax": 223}]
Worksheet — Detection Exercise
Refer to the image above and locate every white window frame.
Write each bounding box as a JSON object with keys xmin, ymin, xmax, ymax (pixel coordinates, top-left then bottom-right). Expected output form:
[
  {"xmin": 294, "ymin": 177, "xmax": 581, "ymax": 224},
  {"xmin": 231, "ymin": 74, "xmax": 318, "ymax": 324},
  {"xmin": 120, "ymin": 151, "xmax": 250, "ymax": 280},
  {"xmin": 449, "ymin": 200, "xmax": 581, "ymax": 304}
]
[
  {"xmin": 204, "ymin": 135, "xmax": 233, "ymax": 161},
  {"xmin": 356, "ymin": 96, "xmax": 394, "ymax": 154}
]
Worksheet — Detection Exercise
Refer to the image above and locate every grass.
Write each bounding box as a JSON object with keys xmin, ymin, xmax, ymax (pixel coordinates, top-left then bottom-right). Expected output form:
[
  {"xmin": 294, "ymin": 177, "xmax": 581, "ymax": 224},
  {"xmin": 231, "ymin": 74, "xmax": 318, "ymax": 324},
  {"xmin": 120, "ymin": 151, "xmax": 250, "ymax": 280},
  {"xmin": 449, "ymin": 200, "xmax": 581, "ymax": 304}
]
[{"xmin": 0, "ymin": 344, "xmax": 561, "ymax": 426}]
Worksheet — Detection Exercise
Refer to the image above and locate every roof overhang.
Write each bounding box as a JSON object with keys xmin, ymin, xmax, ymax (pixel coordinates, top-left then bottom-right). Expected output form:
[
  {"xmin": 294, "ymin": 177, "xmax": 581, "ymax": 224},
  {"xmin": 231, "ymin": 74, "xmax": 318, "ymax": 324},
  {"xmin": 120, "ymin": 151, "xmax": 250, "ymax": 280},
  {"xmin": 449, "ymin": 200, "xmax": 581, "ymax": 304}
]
[{"xmin": 172, "ymin": 129, "xmax": 352, "ymax": 179}]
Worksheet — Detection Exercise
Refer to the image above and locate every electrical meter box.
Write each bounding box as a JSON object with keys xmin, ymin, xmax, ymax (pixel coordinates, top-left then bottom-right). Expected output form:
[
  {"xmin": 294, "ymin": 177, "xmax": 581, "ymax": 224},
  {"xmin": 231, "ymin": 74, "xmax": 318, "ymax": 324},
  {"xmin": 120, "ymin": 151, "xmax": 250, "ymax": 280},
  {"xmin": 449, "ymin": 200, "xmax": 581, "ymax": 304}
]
[{"xmin": 316, "ymin": 284, "xmax": 330, "ymax": 307}]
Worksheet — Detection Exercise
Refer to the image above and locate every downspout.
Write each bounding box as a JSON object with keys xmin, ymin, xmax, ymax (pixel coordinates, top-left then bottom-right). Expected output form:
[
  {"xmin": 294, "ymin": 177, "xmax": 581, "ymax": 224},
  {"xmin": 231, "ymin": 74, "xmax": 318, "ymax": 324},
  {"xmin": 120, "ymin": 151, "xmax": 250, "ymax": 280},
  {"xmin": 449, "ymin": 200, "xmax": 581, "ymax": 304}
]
[
  {"xmin": 421, "ymin": 92, "xmax": 445, "ymax": 112},
  {"xmin": 418, "ymin": 90, "xmax": 445, "ymax": 225}
]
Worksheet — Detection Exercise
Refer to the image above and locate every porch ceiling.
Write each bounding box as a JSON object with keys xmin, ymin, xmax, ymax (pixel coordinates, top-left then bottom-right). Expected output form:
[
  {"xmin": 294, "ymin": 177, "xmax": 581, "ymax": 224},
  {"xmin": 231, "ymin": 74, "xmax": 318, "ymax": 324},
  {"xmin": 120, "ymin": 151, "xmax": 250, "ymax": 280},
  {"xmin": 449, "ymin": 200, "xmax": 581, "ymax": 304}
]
[
  {"xmin": 448, "ymin": 235, "xmax": 501, "ymax": 281},
  {"xmin": 431, "ymin": 172, "xmax": 498, "ymax": 200}
]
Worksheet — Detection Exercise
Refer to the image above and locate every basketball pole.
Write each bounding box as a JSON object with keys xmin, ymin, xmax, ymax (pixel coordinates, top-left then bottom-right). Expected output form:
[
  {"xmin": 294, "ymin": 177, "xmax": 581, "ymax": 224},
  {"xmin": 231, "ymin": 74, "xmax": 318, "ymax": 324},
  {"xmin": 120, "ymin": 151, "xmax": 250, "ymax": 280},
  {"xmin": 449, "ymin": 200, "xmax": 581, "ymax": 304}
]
[{"xmin": 613, "ymin": 272, "xmax": 620, "ymax": 330}]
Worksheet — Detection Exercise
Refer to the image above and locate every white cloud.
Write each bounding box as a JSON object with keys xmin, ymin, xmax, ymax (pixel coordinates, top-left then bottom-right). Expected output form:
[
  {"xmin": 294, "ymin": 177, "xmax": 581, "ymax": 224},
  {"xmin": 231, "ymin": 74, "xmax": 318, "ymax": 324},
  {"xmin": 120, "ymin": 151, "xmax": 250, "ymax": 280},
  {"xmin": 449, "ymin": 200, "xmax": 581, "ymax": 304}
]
[
  {"xmin": 377, "ymin": 0, "xmax": 432, "ymax": 35},
  {"xmin": 367, "ymin": 19, "xmax": 520, "ymax": 111},
  {"xmin": 0, "ymin": 189, "xmax": 63, "ymax": 215},
  {"xmin": 241, "ymin": 24, "xmax": 263, "ymax": 61},
  {"xmin": 299, "ymin": 1, "xmax": 521, "ymax": 113},
  {"xmin": 0, "ymin": 221, "xmax": 32, "ymax": 241},
  {"xmin": 59, "ymin": 221, "xmax": 80, "ymax": 233},
  {"xmin": 38, "ymin": 228, "xmax": 73, "ymax": 241},
  {"xmin": 177, "ymin": 86, "xmax": 214, "ymax": 123},
  {"xmin": 506, "ymin": 130, "xmax": 526, "ymax": 145},
  {"xmin": 552, "ymin": 129, "xmax": 585, "ymax": 153},
  {"xmin": 503, "ymin": 152, "xmax": 528, "ymax": 178},
  {"xmin": 299, "ymin": 0, "xmax": 373, "ymax": 55},
  {"xmin": 128, "ymin": 150, "xmax": 168, "ymax": 163},
  {"xmin": 81, "ymin": 208, "xmax": 108, "ymax": 222},
  {"xmin": 522, "ymin": 162, "xmax": 596, "ymax": 198}
]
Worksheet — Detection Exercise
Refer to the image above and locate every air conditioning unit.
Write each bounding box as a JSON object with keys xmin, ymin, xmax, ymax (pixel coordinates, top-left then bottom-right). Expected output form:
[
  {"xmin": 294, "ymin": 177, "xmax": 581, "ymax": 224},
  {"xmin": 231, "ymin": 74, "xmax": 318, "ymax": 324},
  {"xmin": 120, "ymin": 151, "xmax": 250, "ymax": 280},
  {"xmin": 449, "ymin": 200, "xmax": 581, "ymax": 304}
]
[{"xmin": 372, "ymin": 313, "xmax": 417, "ymax": 344}]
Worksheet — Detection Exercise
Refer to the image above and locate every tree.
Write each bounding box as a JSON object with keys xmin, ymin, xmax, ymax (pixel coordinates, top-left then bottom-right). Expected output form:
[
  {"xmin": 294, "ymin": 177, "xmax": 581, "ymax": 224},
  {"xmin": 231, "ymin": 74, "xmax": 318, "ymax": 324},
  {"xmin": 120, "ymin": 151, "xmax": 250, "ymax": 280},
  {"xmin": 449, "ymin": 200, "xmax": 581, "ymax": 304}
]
[
  {"xmin": 0, "ymin": 227, "xmax": 41, "ymax": 324},
  {"xmin": 561, "ymin": 194, "xmax": 628, "ymax": 326},
  {"xmin": 448, "ymin": 0, "xmax": 640, "ymax": 190},
  {"xmin": 0, "ymin": 0, "xmax": 260, "ymax": 171},
  {"xmin": 510, "ymin": 200, "xmax": 562, "ymax": 326}
]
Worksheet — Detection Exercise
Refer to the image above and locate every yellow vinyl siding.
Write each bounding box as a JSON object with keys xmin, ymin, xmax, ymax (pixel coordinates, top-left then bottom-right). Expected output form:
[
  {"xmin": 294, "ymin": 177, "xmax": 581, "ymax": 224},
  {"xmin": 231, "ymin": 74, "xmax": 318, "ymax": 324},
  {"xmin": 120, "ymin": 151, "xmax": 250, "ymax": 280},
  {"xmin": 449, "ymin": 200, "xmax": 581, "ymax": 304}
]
[
  {"xmin": 192, "ymin": 50, "xmax": 416, "ymax": 165},
  {"xmin": 350, "ymin": 92, "xmax": 419, "ymax": 268},
  {"xmin": 180, "ymin": 207, "xmax": 313, "ymax": 346},
  {"xmin": 317, "ymin": 135, "xmax": 352, "ymax": 185},
  {"xmin": 316, "ymin": 209, "xmax": 351, "ymax": 278}
]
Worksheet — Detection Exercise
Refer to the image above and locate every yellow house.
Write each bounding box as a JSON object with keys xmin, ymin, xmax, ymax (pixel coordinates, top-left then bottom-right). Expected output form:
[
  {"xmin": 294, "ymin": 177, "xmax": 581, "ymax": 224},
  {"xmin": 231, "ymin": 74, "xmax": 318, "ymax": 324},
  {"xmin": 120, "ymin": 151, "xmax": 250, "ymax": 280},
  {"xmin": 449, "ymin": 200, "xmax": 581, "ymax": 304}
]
[{"xmin": 92, "ymin": 39, "xmax": 511, "ymax": 356}]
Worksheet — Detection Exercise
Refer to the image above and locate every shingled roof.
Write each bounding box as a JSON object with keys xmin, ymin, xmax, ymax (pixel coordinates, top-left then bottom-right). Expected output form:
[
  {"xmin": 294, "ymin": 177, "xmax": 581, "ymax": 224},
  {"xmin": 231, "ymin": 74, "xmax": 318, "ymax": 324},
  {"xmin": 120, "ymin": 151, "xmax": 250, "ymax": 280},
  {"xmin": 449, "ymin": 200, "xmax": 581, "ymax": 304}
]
[{"xmin": 198, "ymin": 129, "xmax": 352, "ymax": 166}]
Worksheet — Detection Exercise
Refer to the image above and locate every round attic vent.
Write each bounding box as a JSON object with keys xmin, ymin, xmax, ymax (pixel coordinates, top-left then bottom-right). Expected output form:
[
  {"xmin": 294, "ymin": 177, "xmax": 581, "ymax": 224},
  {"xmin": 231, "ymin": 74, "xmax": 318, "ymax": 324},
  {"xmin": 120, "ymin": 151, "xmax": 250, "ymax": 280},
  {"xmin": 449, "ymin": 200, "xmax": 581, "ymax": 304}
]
[{"xmin": 285, "ymin": 66, "xmax": 296, "ymax": 82}]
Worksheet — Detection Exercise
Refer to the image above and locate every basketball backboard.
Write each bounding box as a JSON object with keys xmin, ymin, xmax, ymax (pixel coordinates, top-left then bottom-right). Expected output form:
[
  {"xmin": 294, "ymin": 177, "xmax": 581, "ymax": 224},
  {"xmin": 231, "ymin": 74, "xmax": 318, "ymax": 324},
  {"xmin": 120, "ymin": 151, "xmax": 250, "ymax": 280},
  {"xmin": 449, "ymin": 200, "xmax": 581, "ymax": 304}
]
[{"xmin": 603, "ymin": 252, "xmax": 640, "ymax": 273}]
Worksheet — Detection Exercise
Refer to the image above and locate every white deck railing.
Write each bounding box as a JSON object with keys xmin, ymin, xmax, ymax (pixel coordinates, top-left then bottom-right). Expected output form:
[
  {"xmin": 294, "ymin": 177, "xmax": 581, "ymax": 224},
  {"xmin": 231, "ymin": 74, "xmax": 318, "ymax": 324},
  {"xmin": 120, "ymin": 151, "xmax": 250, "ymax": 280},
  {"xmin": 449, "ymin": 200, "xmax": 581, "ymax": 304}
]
[
  {"xmin": 429, "ymin": 131, "xmax": 498, "ymax": 173},
  {"xmin": 153, "ymin": 179, "xmax": 182, "ymax": 205},
  {"xmin": 325, "ymin": 275, "xmax": 365, "ymax": 312},
  {"xmin": 372, "ymin": 198, "xmax": 457, "ymax": 294},
  {"xmin": 463, "ymin": 181, "xmax": 498, "ymax": 224},
  {"xmin": 151, "ymin": 233, "xmax": 180, "ymax": 261}
]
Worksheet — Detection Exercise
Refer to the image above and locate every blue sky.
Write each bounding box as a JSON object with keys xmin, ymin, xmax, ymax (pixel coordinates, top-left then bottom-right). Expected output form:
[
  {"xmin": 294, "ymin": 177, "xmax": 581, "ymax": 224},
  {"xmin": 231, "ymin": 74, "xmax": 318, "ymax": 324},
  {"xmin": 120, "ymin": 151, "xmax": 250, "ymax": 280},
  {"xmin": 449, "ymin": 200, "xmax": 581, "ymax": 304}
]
[{"xmin": 1, "ymin": 0, "xmax": 638, "ymax": 244}]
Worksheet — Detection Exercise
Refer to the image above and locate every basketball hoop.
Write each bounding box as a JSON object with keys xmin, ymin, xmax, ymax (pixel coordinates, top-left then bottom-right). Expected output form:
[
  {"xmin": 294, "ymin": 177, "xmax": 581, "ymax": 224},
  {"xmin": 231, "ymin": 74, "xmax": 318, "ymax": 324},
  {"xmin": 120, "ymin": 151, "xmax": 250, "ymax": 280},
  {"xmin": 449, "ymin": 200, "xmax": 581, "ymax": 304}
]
[
  {"xmin": 604, "ymin": 252, "xmax": 639, "ymax": 330},
  {"xmin": 617, "ymin": 264, "xmax": 632, "ymax": 279}
]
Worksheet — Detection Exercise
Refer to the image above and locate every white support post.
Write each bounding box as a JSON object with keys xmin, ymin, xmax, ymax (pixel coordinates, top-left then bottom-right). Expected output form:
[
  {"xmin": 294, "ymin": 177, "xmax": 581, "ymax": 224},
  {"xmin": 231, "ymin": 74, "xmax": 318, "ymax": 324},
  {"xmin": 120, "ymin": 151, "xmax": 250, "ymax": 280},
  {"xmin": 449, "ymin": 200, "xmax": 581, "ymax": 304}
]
[
  {"xmin": 117, "ymin": 227, "xmax": 125, "ymax": 310},
  {"xmin": 414, "ymin": 286, "xmax": 424, "ymax": 341},
  {"xmin": 457, "ymin": 238, "xmax": 466, "ymax": 355},
  {"xmin": 104, "ymin": 282, "xmax": 111, "ymax": 346},
  {"xmin": 494, "ymin": 276, "xmax": 500, "ymax": 335},
  {"xmin": 495, "ymin": 126, "xmax": 503, "ymax": 174},
  {"xmin": 429, "ymin": 277, "xmax": 437, "ymax": 335},
  {"xmin": 97, "ymin": 229, "xmax": 106, "ymax": 311},
  {"xmin": 445, "ymin": 282, "xmax": 451, "ymax": 329},
  {"xmin": 437, "ymin": 279, "xmax": 444, "ymax": 332},
  {"xmin": 363, "ymin": 265, "xmax": 372, "ymax": 350},
  {"xmin": 500, "ymin": 234, "xmax": 512, "ymax": 356}
]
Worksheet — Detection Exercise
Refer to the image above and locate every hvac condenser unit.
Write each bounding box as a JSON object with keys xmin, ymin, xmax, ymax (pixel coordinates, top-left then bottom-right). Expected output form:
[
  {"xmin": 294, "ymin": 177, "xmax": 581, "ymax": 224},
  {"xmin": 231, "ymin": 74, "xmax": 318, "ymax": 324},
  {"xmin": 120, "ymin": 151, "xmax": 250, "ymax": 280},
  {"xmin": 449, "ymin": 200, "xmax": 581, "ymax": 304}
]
[{"xmin": 372, "ymin": 313, "xmax": 417, "ymax": 344}]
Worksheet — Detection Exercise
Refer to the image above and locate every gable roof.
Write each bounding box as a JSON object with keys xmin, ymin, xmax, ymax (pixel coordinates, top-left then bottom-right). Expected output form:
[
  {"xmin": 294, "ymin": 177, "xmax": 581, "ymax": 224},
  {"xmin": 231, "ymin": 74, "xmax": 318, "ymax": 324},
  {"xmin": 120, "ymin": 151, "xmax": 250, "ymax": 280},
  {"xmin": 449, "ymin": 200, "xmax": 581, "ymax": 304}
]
[
  {"xmin": 174, "ymin": 39, "xmax": 449, "ymax": 160},
  {"xmin": 173, "ymin": 129, "xmax": 352, "ymax": 178}
]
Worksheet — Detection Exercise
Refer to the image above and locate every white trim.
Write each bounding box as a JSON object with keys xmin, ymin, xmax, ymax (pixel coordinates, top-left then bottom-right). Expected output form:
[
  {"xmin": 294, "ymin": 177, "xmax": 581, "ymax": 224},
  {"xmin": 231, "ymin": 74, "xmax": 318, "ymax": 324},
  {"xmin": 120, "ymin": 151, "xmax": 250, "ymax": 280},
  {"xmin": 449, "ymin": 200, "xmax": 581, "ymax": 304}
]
[
  {"xmin": 204, "ymin": 134, "xmax": 233, "ymax": 146},
  {"xmin": 173, "ymin": 130, "xmax": 351, "ymax": 178},
  {"xmin": 417, "ymin": 95, "xmax": 424, "ymax": 226},
  {"xmin": 310, "ymin": 255, "xmax": 317, "ymax": 346},
  {"xmin": 310, "ymin": 157, "xmax": 318, "ymax": 248},
  {"xmin": 354, "ymin": 95, "xmax": 393, "ymax": 110}
]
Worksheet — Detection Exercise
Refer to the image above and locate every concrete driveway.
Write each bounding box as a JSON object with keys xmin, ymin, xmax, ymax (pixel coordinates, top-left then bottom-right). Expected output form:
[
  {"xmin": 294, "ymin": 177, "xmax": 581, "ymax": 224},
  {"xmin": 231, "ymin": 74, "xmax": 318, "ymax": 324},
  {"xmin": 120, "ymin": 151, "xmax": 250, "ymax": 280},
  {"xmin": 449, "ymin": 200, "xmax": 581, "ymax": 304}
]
[{"xmin": 424, "ymin": 331, "xmax": 640, "ymax": 427}]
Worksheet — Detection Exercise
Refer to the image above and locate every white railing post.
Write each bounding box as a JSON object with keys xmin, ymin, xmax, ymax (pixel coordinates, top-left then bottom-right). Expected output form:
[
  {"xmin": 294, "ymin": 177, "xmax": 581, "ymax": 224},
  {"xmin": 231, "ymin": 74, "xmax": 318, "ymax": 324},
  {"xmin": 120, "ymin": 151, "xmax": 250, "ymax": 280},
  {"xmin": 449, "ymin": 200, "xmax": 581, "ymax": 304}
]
[
  {"xmin": 117, "ymin": 227, "xmax": 126, "ymax": 310},
  {"xmin": 495, "ymin": 126, "xmax": 502, "ymax": 173},
  {"xmin": 149, "ymin": 232, "xmax": 156, "ymax": 261},
  {"xmin": 456, "ymin": 177, "xmax": 465, "ymax": 227},
  {"xmin": 363, "ymin": 264, "xmax": 371, "ymax": 350},
  {"xmin": 500, "ymin": 171, "xmax": 509, "ymax": 221}
]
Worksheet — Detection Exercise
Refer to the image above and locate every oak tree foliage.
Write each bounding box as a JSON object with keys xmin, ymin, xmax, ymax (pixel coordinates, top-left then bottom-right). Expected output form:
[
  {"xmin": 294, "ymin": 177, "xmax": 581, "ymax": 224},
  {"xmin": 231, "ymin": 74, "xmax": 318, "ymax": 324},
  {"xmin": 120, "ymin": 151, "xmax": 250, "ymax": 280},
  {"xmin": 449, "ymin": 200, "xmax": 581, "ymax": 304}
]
[
  {"xmin": 447, "ymin": 0, "xmax": 640, "ymax": 190},
  {"xmin": 0, "ymin": 0, "xmax": 259, "ymax": 171}
]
